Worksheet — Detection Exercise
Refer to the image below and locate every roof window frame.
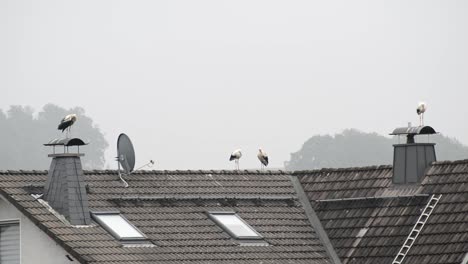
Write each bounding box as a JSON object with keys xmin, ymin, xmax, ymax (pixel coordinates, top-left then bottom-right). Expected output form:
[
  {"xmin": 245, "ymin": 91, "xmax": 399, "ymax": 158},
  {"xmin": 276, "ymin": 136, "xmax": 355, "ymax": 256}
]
[
  {"xmin": 91, "ymin": 211, "xmax": 149, "ymax": 242},
  {"xmin": 207, "ymin": 211, "xmax": 263, "ymax": 240}
]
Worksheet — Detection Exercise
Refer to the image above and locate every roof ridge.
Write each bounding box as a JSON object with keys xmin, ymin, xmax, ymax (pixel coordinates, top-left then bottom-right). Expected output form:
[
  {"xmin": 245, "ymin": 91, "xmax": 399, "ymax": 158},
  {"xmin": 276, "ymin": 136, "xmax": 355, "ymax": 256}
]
[
  {"xmin": 431, "ymin": 159, "xmax": 468, "ymax": 165},
  {"xmin": 5, "ymin": 159, "xmax": 468, "ymax": 175},
  {"xmin": 0, "ymin": 169, "xmax": 290, "ymax": 175},
  {"xmin": 85, "ymin": 169, "xmax": 290, "ymax": 175},
  {"xmin": 0, "ymin": 170, "xmax": 48, "ymax": 174},
  {"xmin": 292, "ymin": 164, "xmax": 393, "ymax": 174}
]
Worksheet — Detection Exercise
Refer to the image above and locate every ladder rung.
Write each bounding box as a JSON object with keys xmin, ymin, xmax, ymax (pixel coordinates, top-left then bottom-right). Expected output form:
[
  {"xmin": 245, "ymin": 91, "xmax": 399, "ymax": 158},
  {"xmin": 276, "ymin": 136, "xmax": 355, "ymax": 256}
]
[{"xmin": 404, "ymin": 240, "xmax": 413, "ymax": 245}]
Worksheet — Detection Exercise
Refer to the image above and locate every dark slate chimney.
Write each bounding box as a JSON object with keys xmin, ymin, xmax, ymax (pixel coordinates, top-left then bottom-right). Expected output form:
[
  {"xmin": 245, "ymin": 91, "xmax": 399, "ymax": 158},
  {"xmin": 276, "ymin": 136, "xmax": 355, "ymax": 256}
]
[
  {"xmin": 43, "ymin": 138, "xmax": 91, "ymax": 225},
  {"xmin": 390, "ymin": 126, "xmax": 437, "ymax": 184}
]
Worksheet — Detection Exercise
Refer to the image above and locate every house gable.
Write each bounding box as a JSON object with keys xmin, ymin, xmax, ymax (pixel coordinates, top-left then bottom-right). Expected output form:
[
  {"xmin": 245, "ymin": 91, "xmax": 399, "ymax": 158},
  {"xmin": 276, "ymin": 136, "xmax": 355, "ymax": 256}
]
[{"xmin": 0, "ymin": 194, "xmax": 77, "ymax": 264}]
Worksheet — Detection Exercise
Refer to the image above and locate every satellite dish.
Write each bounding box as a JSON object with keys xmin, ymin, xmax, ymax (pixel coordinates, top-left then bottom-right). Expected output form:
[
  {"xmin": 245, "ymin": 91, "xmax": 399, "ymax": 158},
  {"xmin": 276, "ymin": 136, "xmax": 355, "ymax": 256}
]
[{"xmin": 117, "ymin": 133, "xmax": 135, "ymax": 174}]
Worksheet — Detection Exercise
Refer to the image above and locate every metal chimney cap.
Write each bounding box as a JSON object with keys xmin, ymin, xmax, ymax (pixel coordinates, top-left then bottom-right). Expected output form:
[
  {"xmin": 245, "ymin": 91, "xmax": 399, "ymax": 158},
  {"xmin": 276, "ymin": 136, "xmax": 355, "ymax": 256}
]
[
  {"xmin": 44, "ymin": 138, "xmax": 88, "ymax": 147},
  {"xmin": 390, "ymin": 126, "xmax": 437, "ymax": 136}
]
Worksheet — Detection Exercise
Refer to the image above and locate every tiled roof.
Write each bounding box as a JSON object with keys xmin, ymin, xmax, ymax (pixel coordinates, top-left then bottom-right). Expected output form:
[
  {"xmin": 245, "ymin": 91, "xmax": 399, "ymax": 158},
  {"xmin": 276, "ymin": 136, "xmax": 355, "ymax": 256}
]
[
  {"xmin": 315, "ymin": 196, "xmax": 430, "ymax": 264},
  {"xmin": 296, "ymin": 165, "xmax": 393, "ymax": 200},
  {"xmin": 1, "ymin": 159, "xmax": 466, "ymax": 264},
  {"xmin": 405, "ymin": 160, "xmax": 468, "ymax": 264},
  {"xmin": 297, "ymin": 160, "xmax": 468, "ymax": 264},
  {"xmin": 0, "ymin": 170, "xmax": 332, "ymax": 264}
]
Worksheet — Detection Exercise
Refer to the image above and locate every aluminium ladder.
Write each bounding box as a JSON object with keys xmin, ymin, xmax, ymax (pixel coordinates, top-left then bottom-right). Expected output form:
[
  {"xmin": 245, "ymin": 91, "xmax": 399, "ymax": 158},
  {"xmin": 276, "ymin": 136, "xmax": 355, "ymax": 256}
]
[{"xmin": 392, "ymin": 194, "xmax": 442, "ymax": 264}]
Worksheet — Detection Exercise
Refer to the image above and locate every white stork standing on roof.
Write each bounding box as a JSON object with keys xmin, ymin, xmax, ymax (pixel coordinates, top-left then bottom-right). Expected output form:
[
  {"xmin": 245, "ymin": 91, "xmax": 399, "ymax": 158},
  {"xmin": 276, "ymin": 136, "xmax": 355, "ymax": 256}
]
[
  {"xmin": 416, "ymin": 102, "xmax": 426, "ymax": 126},
  {"xmin": 58, "ymin": 114, "xmax": 77, "ymax": 138},
  {"xmin": 229, "ymin": 149, "xmax": 242, "ymax": 170},
  {"xmin": 257, "ymin": 148, "xmax": 269, "ymax": 170}
]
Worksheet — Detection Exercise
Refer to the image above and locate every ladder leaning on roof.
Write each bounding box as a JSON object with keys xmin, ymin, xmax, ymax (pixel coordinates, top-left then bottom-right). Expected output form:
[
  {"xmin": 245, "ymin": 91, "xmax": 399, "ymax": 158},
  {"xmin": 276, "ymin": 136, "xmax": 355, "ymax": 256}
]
[{"xmin": 392, "ymin": 194, "xmax": 442, "ymax": 264}]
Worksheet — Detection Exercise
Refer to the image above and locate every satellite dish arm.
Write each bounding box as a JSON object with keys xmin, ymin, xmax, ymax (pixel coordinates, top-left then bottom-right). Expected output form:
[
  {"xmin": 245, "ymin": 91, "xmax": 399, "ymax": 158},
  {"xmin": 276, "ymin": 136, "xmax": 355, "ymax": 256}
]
[
  {"xmin": 116, "ymin": 155, "xmax": 129, "ymax": 188},
  {"xmin": 122, "ymin": 154, "xmax": 132, "ymax": 173}
]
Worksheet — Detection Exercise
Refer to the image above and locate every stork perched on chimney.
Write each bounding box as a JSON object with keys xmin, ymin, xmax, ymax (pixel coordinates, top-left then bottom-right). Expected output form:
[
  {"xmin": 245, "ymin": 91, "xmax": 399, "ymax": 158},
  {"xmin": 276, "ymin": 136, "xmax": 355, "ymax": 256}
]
[
  {"xmin": 416, "ymin": 102, "xmax": 426, "ymax": 126},
  {"xmin": 58, "ymin": 114, "xmax": 77, "ymax": 138},
  {"xmin": 257, "ymin": 148, "xmax": 269, "ymax": 170},
  {"xmin": 229, "ymin": 149, "xmax": 242, "ymax": 170}
]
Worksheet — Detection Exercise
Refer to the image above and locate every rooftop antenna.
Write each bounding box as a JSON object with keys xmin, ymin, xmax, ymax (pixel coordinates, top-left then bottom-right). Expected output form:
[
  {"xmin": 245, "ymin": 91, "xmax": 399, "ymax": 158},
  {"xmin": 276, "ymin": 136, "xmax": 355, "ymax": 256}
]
[{"xmin": 116, "ymin": 133, "xmax": 154, "ymax": 187}]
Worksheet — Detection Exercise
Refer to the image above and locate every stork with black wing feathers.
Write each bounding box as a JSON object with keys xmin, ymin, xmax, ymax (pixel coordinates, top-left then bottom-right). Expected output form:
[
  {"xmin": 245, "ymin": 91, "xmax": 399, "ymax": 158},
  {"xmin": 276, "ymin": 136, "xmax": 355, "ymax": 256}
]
[
  {"xmin": 416, "ymin": 102, "xmax": 426, "ymax": 126},
  {"xmin": 58, "ymin": 114, "xmax": 77, "ymax": 138},
  {"xmin": 257, "ymin": 148, "xmax": 269, "ymax": 170}
]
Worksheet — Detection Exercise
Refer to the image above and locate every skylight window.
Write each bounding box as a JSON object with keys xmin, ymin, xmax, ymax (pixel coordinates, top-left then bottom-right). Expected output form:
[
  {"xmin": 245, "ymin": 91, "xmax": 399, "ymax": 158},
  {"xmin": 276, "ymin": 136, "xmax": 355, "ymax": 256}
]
[
  {"xmin": 92, "ymin": 212, "xmax": 147, "ymax": 242},
  {"xmin": 208, "ymin": 212, "xmax": 263, "ymax": 240}
]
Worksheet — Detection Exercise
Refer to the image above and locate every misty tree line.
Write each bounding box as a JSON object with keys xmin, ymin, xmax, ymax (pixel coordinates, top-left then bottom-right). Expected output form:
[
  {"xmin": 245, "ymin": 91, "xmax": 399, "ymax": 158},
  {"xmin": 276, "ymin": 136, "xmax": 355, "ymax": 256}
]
[
  {"xmin": 0, "ymin": 104, "xmax": 108, "ymax": 170},
  {"xmin": 285, "ymin": 129, "xmax": 468, "ymax": 170},
  {"xmin": 1, "ymin": 104, "xmax": 467, "ymax": 171}
]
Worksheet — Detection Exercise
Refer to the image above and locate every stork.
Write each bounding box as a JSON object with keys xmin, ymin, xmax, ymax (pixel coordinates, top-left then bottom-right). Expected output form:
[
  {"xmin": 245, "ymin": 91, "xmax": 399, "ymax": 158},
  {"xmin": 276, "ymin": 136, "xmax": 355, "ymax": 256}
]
[
  {"xmin": 229, "ymin": 149, "xmax": 242, "ymax": 170},
  {"xmin": 58, "ymin": 114, "xmax": 77, "ymax": 138},
  {"xmin": 416, "ymin": 102, "xmax": 426, "ymax": 126},
  {"xmin": 257, "ymin": 148, "xmax": 269, "ymax": 170}
]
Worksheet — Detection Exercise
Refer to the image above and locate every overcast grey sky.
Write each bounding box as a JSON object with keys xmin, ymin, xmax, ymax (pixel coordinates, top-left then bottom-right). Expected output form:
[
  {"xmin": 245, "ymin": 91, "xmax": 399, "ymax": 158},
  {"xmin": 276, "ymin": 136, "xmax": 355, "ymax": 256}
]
[{"xmin": 1, "ymin": 0, "xmax": 467, "ymax": 169}]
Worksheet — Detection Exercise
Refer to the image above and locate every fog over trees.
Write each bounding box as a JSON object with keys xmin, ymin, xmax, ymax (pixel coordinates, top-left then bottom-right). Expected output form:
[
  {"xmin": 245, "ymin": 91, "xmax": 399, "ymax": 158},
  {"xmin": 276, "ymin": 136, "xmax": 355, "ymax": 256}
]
[
  {"xmin": 0, "ymin": 104, "xmax": 108, "ymax": 170},
  {"xmin": 1, "ymin": 104, "xmax": 467, "ymax": 171},
  {"xmin": 286, "ymin": 129, "xmax": 468, "ymax": 170}
]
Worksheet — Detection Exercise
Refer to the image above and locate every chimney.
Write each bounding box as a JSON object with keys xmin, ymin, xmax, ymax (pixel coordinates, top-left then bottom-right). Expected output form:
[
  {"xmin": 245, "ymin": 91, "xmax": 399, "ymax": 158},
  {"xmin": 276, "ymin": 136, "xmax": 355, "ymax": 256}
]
[
  {"xmin": 390, "ymin": 126, "xmax": 437, "ymax": 184},
  {"xmin": 43, "ymin": 138, "xmax": 91, "ymax": 225}
]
